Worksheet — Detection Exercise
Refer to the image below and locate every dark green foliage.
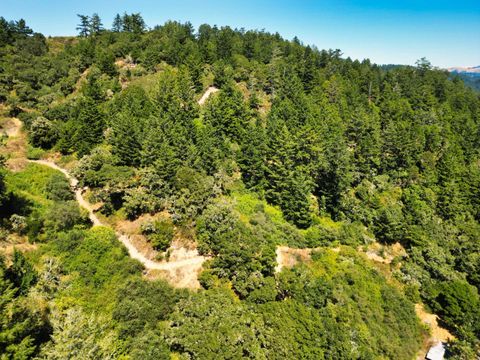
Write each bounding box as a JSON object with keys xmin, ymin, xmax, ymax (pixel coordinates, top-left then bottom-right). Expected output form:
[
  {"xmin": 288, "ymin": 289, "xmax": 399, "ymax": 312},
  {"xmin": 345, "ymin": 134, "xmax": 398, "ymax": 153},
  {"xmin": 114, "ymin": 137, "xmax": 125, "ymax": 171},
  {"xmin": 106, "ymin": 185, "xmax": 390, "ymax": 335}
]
[
  {"xmin": 44, "ymin": 201, "xmax": 87, "ymax": 232},
  {"xmin": 76, "ymin": 15, "xmax": 90, "ymax": 37},
  {"xmin": 0, "ymin": 157, "xmax": 7, "ymax": 211},
  {"xmin": 113, "ymin": 278, "xmax": 181, "ymax": 339},
  {"xmin": 95, "ymin": 49, "xmax": 116, "ymax": 76},
  {"xmin": 141, "ymin": 218, "xmax": 174, "ymax": 251},
  {"xmin": 197, "ymin": 201, "xmax": 278, "ymax": 297},
  {"xmin": 5, "ymin": 250, "xmax": 37, "ymax": 296},
  {"xmin": 430, "ymin": 280, "xmax": 480, "ymax": 339},
  {"xmin": 73, "ymin": 97, "xmax": 105, "ymax": 156},
  {"xmin": 168, "ymin": 249, "xmax": 423, "ymax": 359},
  {"xmin": 165, "ymin": 287, "xmax": 265, "ymax": 358},
  {"xmin": 1, "ymin": 15, "xmax": 480, "ymax": 357},
  {"xmin": 0, "ymin": 254, "xmax": 49, "ymax": 358},
  {"xmin": 45, "ymin": 173, "xmax": 74, "ymax": 201},
  {"xmin": 29, "ymin": 116, "xmax": 58, "ymax": 149}
]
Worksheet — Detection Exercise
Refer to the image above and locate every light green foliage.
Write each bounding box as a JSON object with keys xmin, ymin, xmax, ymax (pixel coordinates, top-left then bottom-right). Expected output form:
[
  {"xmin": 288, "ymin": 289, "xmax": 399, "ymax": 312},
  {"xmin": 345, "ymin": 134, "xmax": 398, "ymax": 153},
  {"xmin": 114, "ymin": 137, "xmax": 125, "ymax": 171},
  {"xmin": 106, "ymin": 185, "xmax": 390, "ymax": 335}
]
[
  {"xmin": 168, "ymin": 249, "xmax": 423, "ymax": 359},
  {"xmin": 48, "ymin": 227, "xmax": 143, "ymax": 310},
  {"xmin": 165, "ymin": 287, "xmax": 265, "ymax": 359},
  {"xmin": 5, "ymin": 163, "xmax": 88, "ymax": 241},
  {"xmin": 40, "ymin": 307, "xmax": 119, "ymax": 359}
]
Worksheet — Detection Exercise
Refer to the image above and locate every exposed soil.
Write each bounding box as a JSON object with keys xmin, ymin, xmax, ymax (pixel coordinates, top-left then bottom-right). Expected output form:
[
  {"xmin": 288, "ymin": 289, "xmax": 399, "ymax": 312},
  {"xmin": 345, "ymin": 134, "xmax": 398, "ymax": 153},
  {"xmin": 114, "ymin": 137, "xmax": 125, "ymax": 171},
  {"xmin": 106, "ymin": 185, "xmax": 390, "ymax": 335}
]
[
  {"xmin": 363, "ymin": 242, "xmax": 406, "ymax": 264},
  {"xmin": 27, "ymin": 159, "xmax": 207, "ymax": 289},
  {"xmin": 275, "ymin": 246, "xmax": 315, "ymax": 272},
  {"xmin": 198, "ymin": 86, "xmax": 219, "ymax": 105},
  {"xmin": 415, "ymin": 303, "xmax": 454, "ymax": 359},
  {"xmin": 0, "ymin": 117, "xmax": 27, "ymax": 171}
]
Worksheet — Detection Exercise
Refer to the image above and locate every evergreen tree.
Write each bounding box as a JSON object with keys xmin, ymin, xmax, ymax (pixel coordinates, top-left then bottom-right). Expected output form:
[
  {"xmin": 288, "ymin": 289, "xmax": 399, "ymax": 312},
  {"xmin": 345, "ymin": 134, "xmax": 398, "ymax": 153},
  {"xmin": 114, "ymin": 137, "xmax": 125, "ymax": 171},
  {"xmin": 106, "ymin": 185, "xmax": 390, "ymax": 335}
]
[
  {"xmin": 76, "ymin": 14, "xmax": 90, "ymax": 37},
  {"xmin": 74, "ymin": 97, "xmax": 105, "ymax": 157},
  {"xmin": 238, "ymin": 122, "xmax": 267, "ymax": 190},
  {"xmin": 203, "ymin": 83, "xmax": 251, "ymax": 143},
  {"xmin": 112, "ymin": 13, "xmax": 123, "ymax": 32},
  {"xmin": 89, "ymin": 13, "xmax": 104, "ymax": 36},
  {"xmin": 110, "ymin": 113, "xmax": 142, "ymax": 166}
]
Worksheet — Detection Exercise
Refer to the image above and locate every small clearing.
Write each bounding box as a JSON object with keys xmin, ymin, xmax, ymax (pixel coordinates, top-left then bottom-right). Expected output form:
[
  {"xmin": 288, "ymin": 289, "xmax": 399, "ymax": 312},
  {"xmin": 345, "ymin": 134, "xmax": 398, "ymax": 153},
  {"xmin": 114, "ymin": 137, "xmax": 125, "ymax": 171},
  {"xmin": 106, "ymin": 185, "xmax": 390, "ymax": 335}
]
[
  {"xmin": 275, "ymin": 246, "xmax": 315, "ymax": 273},
  {"xmin": 363, "ymin": 242, "xmax": 406, "ymax": 264}
]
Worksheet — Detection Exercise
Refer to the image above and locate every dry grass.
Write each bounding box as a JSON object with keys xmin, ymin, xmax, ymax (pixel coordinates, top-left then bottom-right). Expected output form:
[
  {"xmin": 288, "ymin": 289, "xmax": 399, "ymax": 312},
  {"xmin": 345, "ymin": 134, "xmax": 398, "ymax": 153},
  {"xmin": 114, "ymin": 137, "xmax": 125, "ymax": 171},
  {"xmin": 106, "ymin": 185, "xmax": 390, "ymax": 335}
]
[
  {"xmin": 145, "ymin": 264, "xmax": 202, "ymax": 289},
  {"xmin": 0, "ymin": 233, "xmax": 37, "ymax": 265},
  {"xmin": 115, "ymin": 211, "xmax": 198, "ymax": 262},
  {"xmin": 275, "ymin": 246, "xmax": 315, "ymax": 272},
  {"xmin": 362, "ymin": 242, "xmax": 406, "ymax": 264},
  {"xmin": 1, "ymin": 117, "xmax": 28, "ymax": 171}
]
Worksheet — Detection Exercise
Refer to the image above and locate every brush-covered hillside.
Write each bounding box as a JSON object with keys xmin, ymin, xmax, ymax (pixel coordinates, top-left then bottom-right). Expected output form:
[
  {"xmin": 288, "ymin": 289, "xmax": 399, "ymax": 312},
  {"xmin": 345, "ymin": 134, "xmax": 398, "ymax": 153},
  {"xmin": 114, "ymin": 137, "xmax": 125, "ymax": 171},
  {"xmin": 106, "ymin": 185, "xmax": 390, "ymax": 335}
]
[{"xmin": 0, "ymin": 14, "xmax": 479, "ymax": 359}]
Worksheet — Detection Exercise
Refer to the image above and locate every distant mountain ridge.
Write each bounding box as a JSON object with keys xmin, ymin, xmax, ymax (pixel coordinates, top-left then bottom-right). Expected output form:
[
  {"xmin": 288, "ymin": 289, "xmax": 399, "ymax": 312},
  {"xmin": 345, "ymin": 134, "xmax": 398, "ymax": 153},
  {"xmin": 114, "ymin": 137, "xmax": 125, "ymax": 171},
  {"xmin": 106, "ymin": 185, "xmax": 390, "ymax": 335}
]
[
  {"xmin": 447, "ymin": 65, "xmax": 480, "ymax": 74},
  {"xmin": 446, "ymin": 66, "xmax": 480, "ymax": 92}
]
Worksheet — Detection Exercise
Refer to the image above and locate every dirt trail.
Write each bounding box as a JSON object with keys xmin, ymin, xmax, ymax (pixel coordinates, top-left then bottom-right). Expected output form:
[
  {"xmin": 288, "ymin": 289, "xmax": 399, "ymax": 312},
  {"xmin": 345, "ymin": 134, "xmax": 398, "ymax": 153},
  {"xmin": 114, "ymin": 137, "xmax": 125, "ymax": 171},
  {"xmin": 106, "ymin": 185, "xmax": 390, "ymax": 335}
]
[
  {"xmin": 27, "ymin": 159, "xmax": 207, "ymax": 276},
  {"xmin": 198, "ymin": 86, "xmax": 219, "ymax": 105},
  {"xmin": 1, "ymin": 117, "xmax": 27, "ymax": 171},
  {"xmin": 2, "ymin": 117, "xmax": 22, "ymax": 137}
]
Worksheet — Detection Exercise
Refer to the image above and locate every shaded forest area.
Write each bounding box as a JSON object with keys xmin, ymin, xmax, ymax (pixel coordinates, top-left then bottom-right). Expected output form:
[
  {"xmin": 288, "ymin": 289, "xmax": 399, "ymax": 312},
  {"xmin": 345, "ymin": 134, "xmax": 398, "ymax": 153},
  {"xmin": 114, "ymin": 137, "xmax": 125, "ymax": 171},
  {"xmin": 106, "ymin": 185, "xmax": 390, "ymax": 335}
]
[{"xmin": 0, "ymin": 13, "xmax": 479, "ymax": 359}]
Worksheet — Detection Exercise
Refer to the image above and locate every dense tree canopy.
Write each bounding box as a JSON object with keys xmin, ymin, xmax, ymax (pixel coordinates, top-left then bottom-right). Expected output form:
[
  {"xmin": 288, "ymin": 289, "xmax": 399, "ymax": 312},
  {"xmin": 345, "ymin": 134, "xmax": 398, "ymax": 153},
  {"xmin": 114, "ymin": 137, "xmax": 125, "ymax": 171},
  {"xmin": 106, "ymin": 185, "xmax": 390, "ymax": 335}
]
[{"xmin": 1, "ymin": 14, "xmax": 479, "ymax": 358}]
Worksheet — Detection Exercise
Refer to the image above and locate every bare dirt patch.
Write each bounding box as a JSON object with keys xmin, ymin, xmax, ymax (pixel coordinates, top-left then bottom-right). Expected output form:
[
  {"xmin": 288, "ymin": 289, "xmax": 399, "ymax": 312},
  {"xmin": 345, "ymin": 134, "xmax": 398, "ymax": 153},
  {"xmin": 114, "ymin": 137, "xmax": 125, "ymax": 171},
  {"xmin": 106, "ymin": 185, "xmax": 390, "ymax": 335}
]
[
  {"xmin": 145, "ymin": 264, "xmax": 203, "ymax": 289},
  {"xmin": 415, "ymin": 303, "xmax": 454, "ymax": 359},
  {"xmin": 0, "ymin": 233, "xmax": 37, "ymax": 264},
  {"xmin": 363, "ymin": 242, "xmax": 406, "ymax": 264},
  {"xmin": 275, "ymin": 246, "xmax": 315, "ymax": 273},
  {"xmin": 415, "ymin": 303, "xmax": 454, "ymax": 343},
  {"xmin": 1, "ymin": 117, "xmax": 27, "ymax": 171}
]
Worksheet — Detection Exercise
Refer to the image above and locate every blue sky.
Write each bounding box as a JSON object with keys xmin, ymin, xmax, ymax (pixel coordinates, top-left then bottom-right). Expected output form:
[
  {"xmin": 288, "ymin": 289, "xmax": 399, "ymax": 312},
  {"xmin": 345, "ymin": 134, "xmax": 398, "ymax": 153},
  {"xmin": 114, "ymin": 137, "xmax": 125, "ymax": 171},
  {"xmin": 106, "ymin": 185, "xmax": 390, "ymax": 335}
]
[{"xmin": 1, "ymin": 0, "xmax": 479, "ymax": 67}]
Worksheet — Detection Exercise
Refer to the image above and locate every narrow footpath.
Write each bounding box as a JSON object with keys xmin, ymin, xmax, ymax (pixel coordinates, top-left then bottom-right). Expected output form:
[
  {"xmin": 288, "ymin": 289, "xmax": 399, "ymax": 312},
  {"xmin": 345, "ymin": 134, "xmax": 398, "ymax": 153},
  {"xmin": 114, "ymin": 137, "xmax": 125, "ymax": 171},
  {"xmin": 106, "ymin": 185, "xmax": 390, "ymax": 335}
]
[{"xmin": 28, "ymin": 159, "xmax": 207, "ymax": 272}]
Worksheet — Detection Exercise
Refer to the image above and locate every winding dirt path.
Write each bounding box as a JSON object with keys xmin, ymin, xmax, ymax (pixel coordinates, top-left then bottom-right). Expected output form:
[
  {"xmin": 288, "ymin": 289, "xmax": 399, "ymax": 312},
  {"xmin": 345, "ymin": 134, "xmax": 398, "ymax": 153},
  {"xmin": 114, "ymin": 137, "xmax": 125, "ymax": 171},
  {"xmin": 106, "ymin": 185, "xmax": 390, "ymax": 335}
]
[
  {"xmin": 198, "ymin": 86, "xmax": 219, "ymax": 105},
  {"xmin": 28, "ymin": 159, "xmax": 207, "ymax": 274}
]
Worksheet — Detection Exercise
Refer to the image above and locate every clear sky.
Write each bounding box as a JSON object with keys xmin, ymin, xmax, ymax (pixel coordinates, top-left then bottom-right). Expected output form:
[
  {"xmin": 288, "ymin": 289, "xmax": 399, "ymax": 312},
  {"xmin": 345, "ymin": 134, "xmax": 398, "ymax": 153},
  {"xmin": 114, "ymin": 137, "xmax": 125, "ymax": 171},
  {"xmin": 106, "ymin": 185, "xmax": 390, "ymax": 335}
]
[{"xmin": 1, "ymin": 0, "xmax": 479, "ymax": 68}]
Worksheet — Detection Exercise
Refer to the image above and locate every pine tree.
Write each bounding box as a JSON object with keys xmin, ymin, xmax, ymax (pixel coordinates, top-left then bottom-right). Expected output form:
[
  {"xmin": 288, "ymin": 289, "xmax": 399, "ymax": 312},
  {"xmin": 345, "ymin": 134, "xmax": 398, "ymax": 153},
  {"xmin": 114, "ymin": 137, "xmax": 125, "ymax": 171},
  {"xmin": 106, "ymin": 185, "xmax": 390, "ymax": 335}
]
[
  {"xmin": 95, "ymin": 49, "xmax": 117, "ymax": 76},
  {"xmin": 76, "ymin": 14, "xmax": 90, "ymax": 37},
  {"xmin": 89, "ymin": 13, "xmax": 103, "ymax": 36},
  {"xmin": 110, "ymin": 113, "xmax": 142, "ymax": 166},
  {"xmin": 112, "ymin": 13, "xmax": 123, "ymax": 32},
  {"xmin": 203, "ymin": 83, "xmax": 251, "ymax": 143},
  {"xmin": 74, "ymin": 97, "xmax": 105, "ymax": 157},
  {"xmin": 239, "ymin": 122, "xmax": 267, "ymax": 190}
]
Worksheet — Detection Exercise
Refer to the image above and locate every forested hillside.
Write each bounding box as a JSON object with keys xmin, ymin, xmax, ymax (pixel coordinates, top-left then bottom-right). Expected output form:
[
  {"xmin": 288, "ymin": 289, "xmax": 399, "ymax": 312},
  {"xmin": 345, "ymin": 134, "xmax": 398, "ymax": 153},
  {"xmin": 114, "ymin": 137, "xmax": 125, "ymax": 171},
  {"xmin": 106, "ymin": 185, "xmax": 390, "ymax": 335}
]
[{"xmin": 0, "ymin": 14, "xmax": 479, "ymax": 359}]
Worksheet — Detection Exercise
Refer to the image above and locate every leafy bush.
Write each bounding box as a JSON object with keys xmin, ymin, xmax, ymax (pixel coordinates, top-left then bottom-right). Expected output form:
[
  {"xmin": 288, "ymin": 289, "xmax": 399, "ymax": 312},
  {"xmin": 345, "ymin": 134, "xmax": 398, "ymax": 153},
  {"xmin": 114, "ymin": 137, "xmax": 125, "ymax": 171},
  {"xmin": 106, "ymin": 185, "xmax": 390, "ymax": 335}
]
[
  {"xmin": 43, "ymin": 201, "xmax": 88, "ymax": 232},
  {"xmin": 26, "ymin": 145, "xmax": 46, "ymax": 160},
  {"xmin": 123, "ymin": 188, "xmax": 161, "ymax": 219},
  {"xmin": 29, "ymin": 116, "xmax": 58, "ymax": 149},
  {"xmin": 45, "ymin": 173, "xmax": 74, "ymax": 201},
  {"xmin": 141, "ymin": 218, "xmax": 174, "ymax": 251}
]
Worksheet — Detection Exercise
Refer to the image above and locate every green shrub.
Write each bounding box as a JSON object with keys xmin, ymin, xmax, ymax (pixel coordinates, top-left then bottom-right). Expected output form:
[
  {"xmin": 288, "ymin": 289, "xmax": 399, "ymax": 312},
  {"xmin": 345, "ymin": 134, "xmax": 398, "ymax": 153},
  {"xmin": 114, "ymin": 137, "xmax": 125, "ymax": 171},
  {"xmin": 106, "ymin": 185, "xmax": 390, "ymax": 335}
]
[
  {"xmin": 141, "ymin": 218, "xmax": 174, "ymax": 251},
  {"xmin": 26, "ymin": 145, "xmax": 46, "ymax": 160},
  {"xmin": 46, "ymin": 173, "xmax": 74, "ymax": 201},
  {"xmin": 44, "ymin": 201, "xmax": 88, "ymax": 232},
  {"xmin": 29, "ymin": 116, "xmax": 58, "ymax": 149}
]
